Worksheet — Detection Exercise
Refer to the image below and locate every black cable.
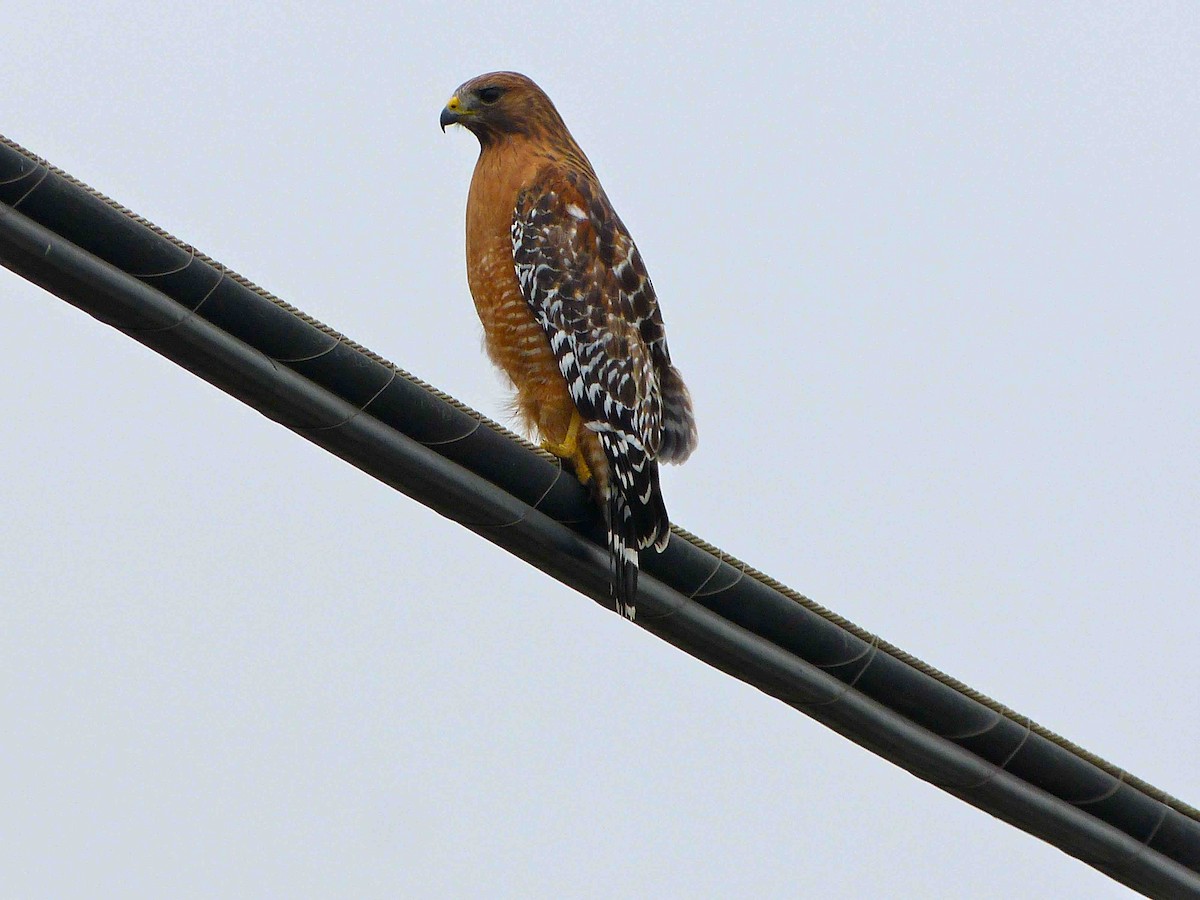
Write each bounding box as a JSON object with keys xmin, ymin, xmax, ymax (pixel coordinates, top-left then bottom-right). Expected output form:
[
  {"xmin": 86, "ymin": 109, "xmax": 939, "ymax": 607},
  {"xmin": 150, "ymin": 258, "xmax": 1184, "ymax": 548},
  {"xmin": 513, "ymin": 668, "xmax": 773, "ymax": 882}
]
[{"xmin": 1, "ymin": 135, "xmax": 1197, "ymax": 899}]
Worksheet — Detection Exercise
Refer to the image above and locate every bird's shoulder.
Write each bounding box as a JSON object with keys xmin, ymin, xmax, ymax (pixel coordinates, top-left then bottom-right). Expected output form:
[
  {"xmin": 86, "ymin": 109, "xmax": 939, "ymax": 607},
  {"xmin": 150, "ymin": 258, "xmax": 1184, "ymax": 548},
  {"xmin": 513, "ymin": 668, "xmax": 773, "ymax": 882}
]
[{"xmin": 515, "ymin": 164, "xmax": 639, "ymax": 273}]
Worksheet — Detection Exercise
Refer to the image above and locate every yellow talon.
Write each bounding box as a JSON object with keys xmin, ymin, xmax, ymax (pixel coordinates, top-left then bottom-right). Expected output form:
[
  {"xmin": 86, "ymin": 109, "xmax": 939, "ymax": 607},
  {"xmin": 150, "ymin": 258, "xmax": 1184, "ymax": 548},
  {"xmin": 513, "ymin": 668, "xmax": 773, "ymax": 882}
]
[
  {"xmin": 540, "ymin": 412, "xmax": 580, "ymax": 457},
  {"xmin": 570, "ymin": 448, "xmax": 592, "ymax": 485},
  {"xmin": 541, "ymin": 412, "xmax": 592, "ymax": 485}
]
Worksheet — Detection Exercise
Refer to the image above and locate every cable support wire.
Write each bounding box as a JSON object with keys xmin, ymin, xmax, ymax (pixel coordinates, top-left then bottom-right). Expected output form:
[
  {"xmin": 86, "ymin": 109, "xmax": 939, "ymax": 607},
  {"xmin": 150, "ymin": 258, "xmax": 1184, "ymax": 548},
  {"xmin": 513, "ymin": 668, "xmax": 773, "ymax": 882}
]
[{"xmin": 1, "ymin": 134, "xmax": 1197, "ymax": 899}]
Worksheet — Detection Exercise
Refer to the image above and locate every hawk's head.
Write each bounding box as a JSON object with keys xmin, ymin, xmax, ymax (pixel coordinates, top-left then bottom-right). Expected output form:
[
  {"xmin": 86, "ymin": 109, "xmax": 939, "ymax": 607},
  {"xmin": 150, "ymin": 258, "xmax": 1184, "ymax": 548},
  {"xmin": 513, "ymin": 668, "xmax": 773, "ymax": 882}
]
[{"xmin": 440, "ymin": 72, "xmax": 565, "ymax": 145}]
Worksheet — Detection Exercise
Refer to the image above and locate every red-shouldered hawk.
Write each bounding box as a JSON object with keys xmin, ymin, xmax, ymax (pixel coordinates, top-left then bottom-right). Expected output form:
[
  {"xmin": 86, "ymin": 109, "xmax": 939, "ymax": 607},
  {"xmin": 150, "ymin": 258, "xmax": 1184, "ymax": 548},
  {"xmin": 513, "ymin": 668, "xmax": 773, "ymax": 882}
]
[{"xmin": 441, "ymin": 71, "xmax": 697, "ymax": 620}]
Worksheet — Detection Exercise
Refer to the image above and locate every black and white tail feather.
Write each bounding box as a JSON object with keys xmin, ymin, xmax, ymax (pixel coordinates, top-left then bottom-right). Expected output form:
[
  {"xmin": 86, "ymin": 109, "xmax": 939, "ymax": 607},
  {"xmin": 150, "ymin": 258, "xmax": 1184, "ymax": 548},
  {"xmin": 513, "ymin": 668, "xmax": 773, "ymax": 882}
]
[
  {"xmin": 512, "ymin": 171, "xmax": 697, "ymax": 620},
  {"xmin": 597, "ymin": 426, "xmax": 668, "ymax": 619}
]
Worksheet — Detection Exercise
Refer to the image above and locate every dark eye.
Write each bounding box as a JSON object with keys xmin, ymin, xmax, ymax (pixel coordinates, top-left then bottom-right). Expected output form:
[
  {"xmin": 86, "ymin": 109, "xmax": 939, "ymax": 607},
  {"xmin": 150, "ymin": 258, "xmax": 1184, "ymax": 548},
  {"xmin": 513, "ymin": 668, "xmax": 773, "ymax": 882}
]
[{"xmin": 477, "ymin": 86, "xmax": 503, "ymax": 104}]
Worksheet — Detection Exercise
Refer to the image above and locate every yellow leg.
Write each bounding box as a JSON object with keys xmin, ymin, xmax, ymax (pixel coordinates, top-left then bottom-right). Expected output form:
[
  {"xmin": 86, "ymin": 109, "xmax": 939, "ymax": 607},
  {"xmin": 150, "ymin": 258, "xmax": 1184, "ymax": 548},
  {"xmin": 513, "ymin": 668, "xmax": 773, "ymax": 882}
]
[{"xmin": 541, "ymin": 411, "xmax": 592, "ymax": 485}]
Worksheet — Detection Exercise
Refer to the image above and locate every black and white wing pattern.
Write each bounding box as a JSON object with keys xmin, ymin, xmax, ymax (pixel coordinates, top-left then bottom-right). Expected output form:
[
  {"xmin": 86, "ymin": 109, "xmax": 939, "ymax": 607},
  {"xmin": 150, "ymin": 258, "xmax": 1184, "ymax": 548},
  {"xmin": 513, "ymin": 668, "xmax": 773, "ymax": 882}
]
[{"xmin": 512, "ymin": 168, "xmax": 695, "ymax": 618}]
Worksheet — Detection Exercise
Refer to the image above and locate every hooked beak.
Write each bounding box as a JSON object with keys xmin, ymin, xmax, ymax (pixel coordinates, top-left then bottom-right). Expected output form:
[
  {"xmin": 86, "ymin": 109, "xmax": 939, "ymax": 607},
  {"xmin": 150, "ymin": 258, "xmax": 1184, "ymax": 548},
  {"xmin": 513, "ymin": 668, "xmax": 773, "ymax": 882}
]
[{"xmin": 440, "ymin": 95, "xmax": 466, "ymax": 132}]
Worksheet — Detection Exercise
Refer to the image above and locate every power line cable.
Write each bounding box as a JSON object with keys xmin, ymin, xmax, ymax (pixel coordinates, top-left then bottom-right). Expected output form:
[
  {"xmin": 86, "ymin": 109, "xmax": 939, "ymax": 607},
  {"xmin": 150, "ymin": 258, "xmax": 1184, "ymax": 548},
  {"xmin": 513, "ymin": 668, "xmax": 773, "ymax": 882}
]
[{"xmin": 1, "ymin": 134, "xmax": 1197, "ymax": 899}]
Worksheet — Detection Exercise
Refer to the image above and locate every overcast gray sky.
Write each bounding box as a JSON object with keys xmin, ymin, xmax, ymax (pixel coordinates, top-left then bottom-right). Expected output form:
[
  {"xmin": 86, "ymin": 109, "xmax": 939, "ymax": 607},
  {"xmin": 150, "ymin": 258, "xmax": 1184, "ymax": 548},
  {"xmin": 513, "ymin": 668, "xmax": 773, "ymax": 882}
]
[{"xmin": 2, "ymin": 3, "xmax": 1198, "ymax": 898}]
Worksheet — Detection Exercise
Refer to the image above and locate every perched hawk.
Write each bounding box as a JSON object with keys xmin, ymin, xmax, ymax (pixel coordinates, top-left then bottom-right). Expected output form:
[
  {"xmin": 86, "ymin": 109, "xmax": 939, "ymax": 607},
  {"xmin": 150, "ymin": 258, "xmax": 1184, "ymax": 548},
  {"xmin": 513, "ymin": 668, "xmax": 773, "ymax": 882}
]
[{"xmin": 440, "ymin": 71, "xmax": 697, "ymax": 619}]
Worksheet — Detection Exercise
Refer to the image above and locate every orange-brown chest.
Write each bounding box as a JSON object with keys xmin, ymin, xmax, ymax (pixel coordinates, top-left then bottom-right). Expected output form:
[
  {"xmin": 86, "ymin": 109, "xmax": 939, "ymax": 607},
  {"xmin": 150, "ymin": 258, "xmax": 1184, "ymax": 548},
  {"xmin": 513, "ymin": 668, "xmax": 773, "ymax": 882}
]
[{"xmin": 464, "ymin": 148, "xmax": 560, "ymax": 393}]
